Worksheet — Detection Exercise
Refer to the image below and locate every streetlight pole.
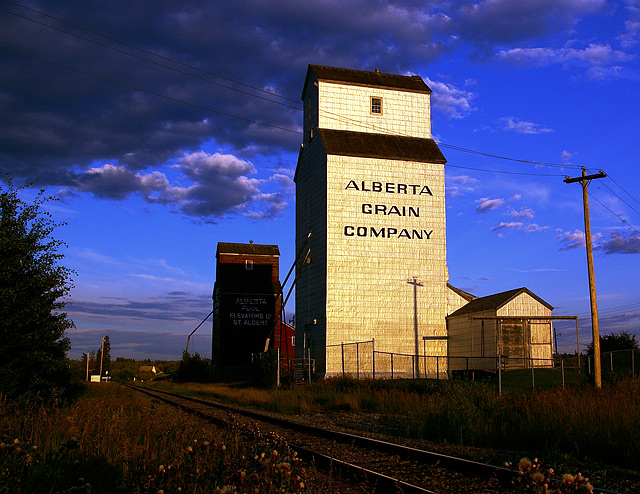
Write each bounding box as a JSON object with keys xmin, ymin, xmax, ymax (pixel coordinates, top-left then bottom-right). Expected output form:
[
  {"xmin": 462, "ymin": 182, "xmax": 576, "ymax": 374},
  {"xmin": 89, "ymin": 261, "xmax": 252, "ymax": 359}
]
[
  {"xmin": 564, "ymin": 168, "xmax": 606, "ymax": 388},
  {"xmin": 407, "ymin": 277, "xmax": 423, "ymax": 379}
]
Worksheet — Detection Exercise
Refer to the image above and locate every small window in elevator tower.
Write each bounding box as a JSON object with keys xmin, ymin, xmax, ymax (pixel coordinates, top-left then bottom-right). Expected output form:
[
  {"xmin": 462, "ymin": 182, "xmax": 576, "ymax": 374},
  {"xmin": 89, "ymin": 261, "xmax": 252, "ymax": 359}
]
[
  {"xmin": 245, "ymin": 260, "xmax": 253, "ymax": 270},
  {"xmin": 371, "ymin": 96, "xmax": 383, "ymax": 115}
]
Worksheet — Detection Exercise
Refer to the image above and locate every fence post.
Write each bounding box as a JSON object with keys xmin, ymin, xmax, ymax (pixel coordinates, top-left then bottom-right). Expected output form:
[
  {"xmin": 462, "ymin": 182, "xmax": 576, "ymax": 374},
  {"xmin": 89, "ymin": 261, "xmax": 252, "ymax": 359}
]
[
  {"xmin": 391, "ymin": 353, "xmax": 394, "ymax": 379},
  {"xmin": 356, "ymin": 342, "xmax": 360, "ymax": 380},
  {"xmin": 277, "ymin": 348, "xmax": 280, "ymax": 387},
  {"xmin": 497, "ymin": 354, "xmax": 502, "ymax": 396},
  {"xmin": 341, "ymin": 343, "xmax": 345, "ymax": 376},
  {"xmin": 412, "ymin": 355, "xmax": 415, "ymax": 379},
  {"xmin": 436, "ymin": 356, "xmax": 440, "ymax": 381},
  {"xmin": 531, "ymin": 362, "xmax": 535, "ymax": 390},
  {"xmin": 588, "ymin": 356, "xmax": 591, "ymax": 375},
  {"xmin": 372, "ymin": 339, "xmax": 375, "ymax": 379},
  {"xmin": 561, "ymin": 358, "xmax": 565, "ymax": 389},
  {"xmin": 610, "ymin": 352, "xmax": 613, "ymax": 373}
]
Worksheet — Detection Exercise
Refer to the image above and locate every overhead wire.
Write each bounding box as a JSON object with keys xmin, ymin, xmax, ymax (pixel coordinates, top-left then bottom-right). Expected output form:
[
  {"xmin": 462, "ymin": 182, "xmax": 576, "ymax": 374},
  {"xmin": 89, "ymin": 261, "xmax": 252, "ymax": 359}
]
[
  {"xmin": 0, "ymin": 0, "xmax": 588, "ymax": 176},
  {"xmin": 2, "ymin": 0, "xmax": 639, "ymax": 225},
  {"xmin": 1, "ymin": 0, "xmax": 301, "ymax": 105},
  {"xmin": 0, "ymin": 44, "xmax": 303, "ymax": 135},
  {"xmin": 0, "ymin": 7, "xmax": 304, "ymax": 112}
]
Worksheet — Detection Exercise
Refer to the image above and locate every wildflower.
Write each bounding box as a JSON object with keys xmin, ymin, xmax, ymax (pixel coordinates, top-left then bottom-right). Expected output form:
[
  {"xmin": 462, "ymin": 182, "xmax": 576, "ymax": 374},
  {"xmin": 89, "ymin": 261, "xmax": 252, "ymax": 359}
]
[
  {"xmin": 518, "ymin": 458, "xmax": 532, "ymax": 473},
  {"xmin": 158, "ymin": 491, "xmax": 164, "ymax": 494},
  {"xmin": 562, "ymin": 474, "xmax": 575, "ymax": 484},
  {"xmin": 67, "ymin": 437, "xmax": 79, "ymax": 450},
  {"xmin": 532, "ymin": 472, "xmax": 544, "ymax": 483},
  {"xmin": 221, "ymin": 444, "xmax": 226, "ymax": 451},
  {"xmin": 186, "ymin": 446, "xmax": 193, "ymax": 454},
  {"xmin": 158, "ymin": 465, "xmax": 165, "ymax": 474}
]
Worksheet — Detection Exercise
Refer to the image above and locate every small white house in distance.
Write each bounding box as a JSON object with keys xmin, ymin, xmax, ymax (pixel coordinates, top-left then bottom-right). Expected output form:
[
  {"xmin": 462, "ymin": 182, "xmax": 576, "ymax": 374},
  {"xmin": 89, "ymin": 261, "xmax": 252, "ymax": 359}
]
[{"xmin": 447, "ymin": 287, "xmax": 554, "ymax": 376}]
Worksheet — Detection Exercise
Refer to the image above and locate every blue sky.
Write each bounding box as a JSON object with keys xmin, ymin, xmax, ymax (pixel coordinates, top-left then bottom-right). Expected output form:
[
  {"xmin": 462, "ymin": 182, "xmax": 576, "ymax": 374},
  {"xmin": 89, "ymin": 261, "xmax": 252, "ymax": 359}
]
[{"xmin": 1, "ymin": 0, "xmax": 639, "ymax": 360}]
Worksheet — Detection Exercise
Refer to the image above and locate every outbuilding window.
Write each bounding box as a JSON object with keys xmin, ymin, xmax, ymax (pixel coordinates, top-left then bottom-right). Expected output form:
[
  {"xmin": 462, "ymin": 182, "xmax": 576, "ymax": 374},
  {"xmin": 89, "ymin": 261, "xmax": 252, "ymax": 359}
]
[{"xmin": 371, "ymin": 96, "xmax": 382, "ymax": 115}]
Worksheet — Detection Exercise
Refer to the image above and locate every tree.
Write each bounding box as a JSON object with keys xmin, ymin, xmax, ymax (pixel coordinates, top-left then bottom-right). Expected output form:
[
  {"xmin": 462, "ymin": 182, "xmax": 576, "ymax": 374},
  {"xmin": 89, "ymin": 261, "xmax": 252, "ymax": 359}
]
[
  {"xmin": 587, "ymin": 330, "xmax": 639, "ymax": 355},
  {"xmin": 0, "ymin": 178, "xmax": 75, "ymax": 400}
]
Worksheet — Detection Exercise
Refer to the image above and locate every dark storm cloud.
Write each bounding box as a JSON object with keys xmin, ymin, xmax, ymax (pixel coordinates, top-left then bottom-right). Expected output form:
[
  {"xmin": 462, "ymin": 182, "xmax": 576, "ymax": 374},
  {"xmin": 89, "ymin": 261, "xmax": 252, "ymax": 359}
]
[
  {"xmin": 0, "ymin": 0, "xmax": 613, "ymax": 217},
  {"xmin": 454, "ymin": 0, "xmax": 605, "ymax": 46}
]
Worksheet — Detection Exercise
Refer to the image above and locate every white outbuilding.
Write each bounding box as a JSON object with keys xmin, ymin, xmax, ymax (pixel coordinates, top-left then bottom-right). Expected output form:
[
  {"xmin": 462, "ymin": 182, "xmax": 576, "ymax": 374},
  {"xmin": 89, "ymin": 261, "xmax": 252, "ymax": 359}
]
[{"xmin": 446, "ymin": 287, "xmax": 554, "ymax": 375}]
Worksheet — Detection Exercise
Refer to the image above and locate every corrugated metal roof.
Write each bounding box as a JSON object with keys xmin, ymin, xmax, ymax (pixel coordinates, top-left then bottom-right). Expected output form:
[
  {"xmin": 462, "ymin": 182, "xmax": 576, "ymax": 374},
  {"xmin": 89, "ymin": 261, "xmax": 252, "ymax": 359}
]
[
  {"xmin": 317, "ymin": 129, "xmax": 446, "ymax": 163},
  {"xmin": 447, "ymin": 287, "xmax": 554, "ymax": 318},
  {"xmin": 216, "ymin": 242, "xmax": 280, "ymax": 256},
  {"xmin": 305, "ymin": 65, "xmax": 431, "ymax": 96}
]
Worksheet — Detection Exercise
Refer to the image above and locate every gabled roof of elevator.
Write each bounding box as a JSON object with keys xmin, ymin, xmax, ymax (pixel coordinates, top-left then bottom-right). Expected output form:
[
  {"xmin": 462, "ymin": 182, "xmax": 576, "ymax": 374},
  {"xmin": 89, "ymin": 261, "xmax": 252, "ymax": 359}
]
[
  {"xmin": 302, "ymin": 64, "xmax": 431, "ymax": 100},
  {"xmin": 318, "ymin": 129, "xmax": 446, "ymax": 163}
]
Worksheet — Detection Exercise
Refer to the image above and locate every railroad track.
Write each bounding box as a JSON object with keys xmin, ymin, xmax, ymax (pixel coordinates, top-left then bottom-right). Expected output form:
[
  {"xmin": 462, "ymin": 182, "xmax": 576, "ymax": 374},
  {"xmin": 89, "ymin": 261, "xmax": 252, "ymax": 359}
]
[{"xmin": 126, "ymin": 384, "xmax": 621, "ymax": 494}]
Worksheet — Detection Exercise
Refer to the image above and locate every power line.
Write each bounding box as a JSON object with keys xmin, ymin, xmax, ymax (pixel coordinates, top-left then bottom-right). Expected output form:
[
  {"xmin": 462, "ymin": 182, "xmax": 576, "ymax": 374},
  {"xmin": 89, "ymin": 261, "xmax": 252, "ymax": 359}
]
[
  {"xmin": 1, "ymin": 2, "xmax": 637, "ymax": 203},
  {"xmin": 1, "ymin": 0, "xmax": 301, "ymax": 105},
  {"xmin": 589, "ymin": 191, "xmax": 640, "ymax": 236},
  {"xmin": 607, "ymin": 174, "xmax": 640, "ymax": 208},
  {"xmin": 0, "ymin": 44, "xmax": 303, "ymax": 136},
  {"xmin": 0, "ymin": 7, "xmax": 304, "ymax": 112},
  {"xmin": 599, "ymin": 177, "xmax": 640, "ymax": 219},
  {"xmin": 437, "ymin": 141, "xmax": 582, "ymax": 169},
  {"xmin": 445, "ymin": 162, "xmax": 565, "ymax": 177},
  {"xmin": 0, "ymin": 0, "xmax": 589, "ymax": 175}
]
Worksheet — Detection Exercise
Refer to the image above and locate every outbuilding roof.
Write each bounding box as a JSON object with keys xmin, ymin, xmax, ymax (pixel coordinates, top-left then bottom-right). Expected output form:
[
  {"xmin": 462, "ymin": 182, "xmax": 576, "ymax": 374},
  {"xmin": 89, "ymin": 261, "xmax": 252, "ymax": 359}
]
[
  {"xmin": 216, "ymin": 242, "xmax": 280, "ymax": 257},
  {"xmin": 447, "ymin": 287, "xmax": 554, "ymax": 318},
  {"xmin": 317, "ymin": 129, "xmax": 446, "ymax": 163},
  {"xmin": 302, "ymin": 64, "xmax": 431, "ymax": 100},
  {"xmin": 447, "ymin": 283, "xmax": 478, "ymax": 302}
]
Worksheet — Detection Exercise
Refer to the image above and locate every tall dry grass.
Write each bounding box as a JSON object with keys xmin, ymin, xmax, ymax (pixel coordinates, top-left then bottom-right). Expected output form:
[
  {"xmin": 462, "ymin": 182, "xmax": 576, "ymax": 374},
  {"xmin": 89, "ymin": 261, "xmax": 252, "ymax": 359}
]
[
  {"xmin": 0, "ymin": 384, "xmax": 320, "ymax": 493},
  {"xmin": 153, "ymin": 377, "xmax": 640, "ymax": 469}
]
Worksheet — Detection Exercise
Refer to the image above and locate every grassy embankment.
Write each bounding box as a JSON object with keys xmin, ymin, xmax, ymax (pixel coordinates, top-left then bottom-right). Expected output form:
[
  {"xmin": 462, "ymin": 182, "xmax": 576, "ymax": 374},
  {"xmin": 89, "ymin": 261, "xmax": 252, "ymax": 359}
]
[
  {"xmin": 0, "ymin": 384, "xmax": 318, "ymax": 494},
  {"xmin": 150, "ymin": 376, "xmax": 640, "ymax": 474}
]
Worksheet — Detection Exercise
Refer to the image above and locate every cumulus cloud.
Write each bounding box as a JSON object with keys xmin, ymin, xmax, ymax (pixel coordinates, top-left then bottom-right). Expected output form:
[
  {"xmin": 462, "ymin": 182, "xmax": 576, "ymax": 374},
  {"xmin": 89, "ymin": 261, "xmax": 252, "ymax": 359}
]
[
  {"xmin": 557, "ymin": 229, "xmax": 640, "ymax": 253},
  {"xmin": 496, "ymin": 43, "xmax": 633, "ymax": 78},
  {"xmin": 476, "ymin": 197, "xmax": 505, "ymax": 213},
  {"xmin": 509, "ymin": 207, "xmax": 535, "ymax": 219},
  {"xmin": 425, "ymin": 77, "xmax": 476, "ymax": 119},
  {"xmin": 446, "ymin": 174, "xmax": 478, "ymax": 197},
  {"xmin": 72, "ymin": 152, "xmax": 290, "ymax": 220},
  {"xmin": 499, "ymin": 117, "xmax": 553, "ymax": 134},
  {"xmin": 557, "ymin": 229, "xmax": 607, "ymax": 250},
  {"xmin": 491, "ymin": 221, "xmax": 548, "ymax": 236},
  {"xmin": 599, "ymin": 231, "xmax": 640, "ymax": 254},
  {"xmin": 0, "ymin": 0, "xmax": 629, "ymax": 200},
  {"xmin": 557, "ymin": 229, "xmax": 587, "ymax": 249}
]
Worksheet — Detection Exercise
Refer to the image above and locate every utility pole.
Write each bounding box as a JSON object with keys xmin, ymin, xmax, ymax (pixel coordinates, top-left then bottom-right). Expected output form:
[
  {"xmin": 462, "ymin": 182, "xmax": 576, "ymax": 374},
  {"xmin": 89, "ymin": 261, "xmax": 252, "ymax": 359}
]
[
  {"xmin": 407, "ymin": 277, "xmax": 423, "ymax": 379},
  {"xmin": 99, "ymin": 337, "xmax": 105, "ymax": 382},
  {"xmin": 564, "ymin": 167, "xmax": 606, "ymax": 388}
]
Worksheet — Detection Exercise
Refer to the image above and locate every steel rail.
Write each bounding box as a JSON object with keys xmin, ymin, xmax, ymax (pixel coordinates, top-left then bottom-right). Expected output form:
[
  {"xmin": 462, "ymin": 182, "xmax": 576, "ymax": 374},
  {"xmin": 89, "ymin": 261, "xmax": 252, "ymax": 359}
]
[
  {"xmin": 127, "ymin": 385, "xmax": 622, "ymax": 494},
  {"xmin": 125, "ymin": 384, "xmax": 434, "ymax": 494}
]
